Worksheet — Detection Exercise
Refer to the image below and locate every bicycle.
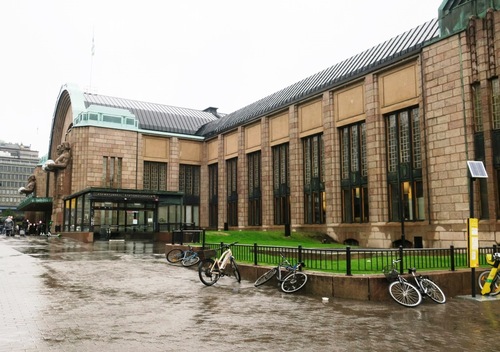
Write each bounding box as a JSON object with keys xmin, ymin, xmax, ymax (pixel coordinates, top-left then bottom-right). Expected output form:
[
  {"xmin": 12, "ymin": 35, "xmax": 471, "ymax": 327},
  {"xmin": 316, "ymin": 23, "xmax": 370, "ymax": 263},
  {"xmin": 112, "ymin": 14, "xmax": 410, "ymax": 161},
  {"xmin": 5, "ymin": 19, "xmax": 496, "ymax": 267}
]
[
  {"xmin": 166, "ymin": 245, "xmax": 200, "ymax": 267},
  {"xmin": 478, "ymin": 252, "xmax": 500, "ymax": 295},
  {"xmin": 383, "ymin": 259, "xmax": 446, "ymax": 307},
  {"xmin": 198, "ymin": 242, "xmax": 241, "ymax": 286},
  {"xmin": 254, "ymin": 253, "xmax": 307, "ymax": 293}
]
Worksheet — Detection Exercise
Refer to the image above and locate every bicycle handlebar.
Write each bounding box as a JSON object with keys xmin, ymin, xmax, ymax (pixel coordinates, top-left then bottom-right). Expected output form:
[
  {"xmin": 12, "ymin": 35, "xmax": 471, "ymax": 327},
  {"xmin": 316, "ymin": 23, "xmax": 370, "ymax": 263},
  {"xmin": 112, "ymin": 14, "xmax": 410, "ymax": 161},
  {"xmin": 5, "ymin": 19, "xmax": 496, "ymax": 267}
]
[
  {"xmin": 219, "ymin": 241, "xmax": 238, "ymax": 249},
  {"xmin": 279, "ymin": 252, "xmax": 305, "ymax": 269}
]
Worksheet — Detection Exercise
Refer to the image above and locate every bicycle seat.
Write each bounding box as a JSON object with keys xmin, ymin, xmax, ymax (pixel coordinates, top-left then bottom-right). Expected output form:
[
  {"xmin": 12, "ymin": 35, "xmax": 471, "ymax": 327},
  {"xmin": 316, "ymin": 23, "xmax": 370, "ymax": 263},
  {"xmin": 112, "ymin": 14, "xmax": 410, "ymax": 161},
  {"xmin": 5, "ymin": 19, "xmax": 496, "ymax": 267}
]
[{"xmin": 408, "ymin": 268, "xmax": 417, "ymax": 274}]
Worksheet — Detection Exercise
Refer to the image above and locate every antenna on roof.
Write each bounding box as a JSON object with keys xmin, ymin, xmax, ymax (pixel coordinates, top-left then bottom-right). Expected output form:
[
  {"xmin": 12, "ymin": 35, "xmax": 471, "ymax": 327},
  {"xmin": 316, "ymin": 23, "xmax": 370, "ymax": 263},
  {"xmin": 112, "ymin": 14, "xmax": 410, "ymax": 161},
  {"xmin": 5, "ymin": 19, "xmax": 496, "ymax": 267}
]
[{"xmin": 89, "ymin": 27, "xmax": 95, "ymax": 93}]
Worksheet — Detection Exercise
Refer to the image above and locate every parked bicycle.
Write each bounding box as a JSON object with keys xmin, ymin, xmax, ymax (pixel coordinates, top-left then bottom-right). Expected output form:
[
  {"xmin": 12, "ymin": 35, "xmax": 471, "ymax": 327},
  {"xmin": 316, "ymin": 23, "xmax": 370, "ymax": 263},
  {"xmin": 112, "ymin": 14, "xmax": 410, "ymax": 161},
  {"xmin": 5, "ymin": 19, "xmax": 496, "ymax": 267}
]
[
  {"xmin": 383, "ymin": 259, "xmax": 446, "ymax": 307},
  {"xmin": 254, "ymin": 253, "xmax": 307, "ymax": 293},
  {"xmin": 166, "ymin": 245, "xmax": 200, "ymax": 267},
  {"xmin": 478, "ymin": 252, "xmax": 500, "ymax": 295},
  {"xmin": 198, "ymin": 242, "xmax": 241, "ymax": 286}
]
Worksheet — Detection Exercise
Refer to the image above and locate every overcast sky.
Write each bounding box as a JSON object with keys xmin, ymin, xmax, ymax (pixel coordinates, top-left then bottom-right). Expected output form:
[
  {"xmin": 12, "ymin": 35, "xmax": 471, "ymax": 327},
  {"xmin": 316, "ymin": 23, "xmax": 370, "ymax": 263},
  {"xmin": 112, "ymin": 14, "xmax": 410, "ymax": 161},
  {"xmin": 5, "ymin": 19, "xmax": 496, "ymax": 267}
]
[{"xmin": 0, "ymin": 0, "xmax": 443, "ymax": 156}]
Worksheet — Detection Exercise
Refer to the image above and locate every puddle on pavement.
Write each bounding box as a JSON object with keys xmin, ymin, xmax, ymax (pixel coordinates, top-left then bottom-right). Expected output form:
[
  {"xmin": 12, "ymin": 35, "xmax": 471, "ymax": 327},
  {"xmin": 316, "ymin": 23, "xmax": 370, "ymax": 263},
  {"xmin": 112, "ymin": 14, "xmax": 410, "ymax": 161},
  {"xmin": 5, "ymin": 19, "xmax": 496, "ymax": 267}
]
[{"xmin": 3, "ymin": 236, "xmax": 168, "ymax": 261}]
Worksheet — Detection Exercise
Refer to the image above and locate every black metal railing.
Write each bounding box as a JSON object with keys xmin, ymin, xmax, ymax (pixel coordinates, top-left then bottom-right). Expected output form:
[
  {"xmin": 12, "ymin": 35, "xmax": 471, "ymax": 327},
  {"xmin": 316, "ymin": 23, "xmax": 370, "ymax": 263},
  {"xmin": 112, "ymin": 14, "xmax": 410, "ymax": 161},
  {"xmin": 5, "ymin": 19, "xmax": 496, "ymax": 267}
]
[{"xmin": 202, "ymin": 242, "xmax": 498, "ymax": 275}]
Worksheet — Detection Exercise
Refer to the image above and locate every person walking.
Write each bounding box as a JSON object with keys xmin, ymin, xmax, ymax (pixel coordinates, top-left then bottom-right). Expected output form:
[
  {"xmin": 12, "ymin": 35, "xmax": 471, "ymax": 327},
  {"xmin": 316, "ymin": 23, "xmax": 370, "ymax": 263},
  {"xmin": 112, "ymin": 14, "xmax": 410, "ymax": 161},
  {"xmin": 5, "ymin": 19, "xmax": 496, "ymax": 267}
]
[{"xmin": 4, "ymin": 216, "xmax": 14, "ymax": 237}]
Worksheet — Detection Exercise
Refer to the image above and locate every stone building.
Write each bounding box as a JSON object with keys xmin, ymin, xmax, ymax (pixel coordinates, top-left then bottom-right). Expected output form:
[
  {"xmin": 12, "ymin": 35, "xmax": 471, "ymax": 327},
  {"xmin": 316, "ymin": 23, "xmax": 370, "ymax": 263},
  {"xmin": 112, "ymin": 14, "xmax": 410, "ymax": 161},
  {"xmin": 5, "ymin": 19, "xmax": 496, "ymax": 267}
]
[
  {"xmin": 18, "ymin": 1, "xmax": 500, "ymax": 247},
  {"xmin": 0, "ymin": 142, "xmax": 39, "ymax": 216}
]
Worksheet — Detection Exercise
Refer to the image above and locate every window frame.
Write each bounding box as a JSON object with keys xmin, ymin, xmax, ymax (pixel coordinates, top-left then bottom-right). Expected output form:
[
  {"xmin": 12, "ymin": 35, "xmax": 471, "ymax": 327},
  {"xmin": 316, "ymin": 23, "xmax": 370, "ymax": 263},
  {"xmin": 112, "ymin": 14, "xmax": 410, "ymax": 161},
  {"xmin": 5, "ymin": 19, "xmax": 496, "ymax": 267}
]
[{"xmin": 340, "ymin": 122, "xmax": 369, "ymax": 223}]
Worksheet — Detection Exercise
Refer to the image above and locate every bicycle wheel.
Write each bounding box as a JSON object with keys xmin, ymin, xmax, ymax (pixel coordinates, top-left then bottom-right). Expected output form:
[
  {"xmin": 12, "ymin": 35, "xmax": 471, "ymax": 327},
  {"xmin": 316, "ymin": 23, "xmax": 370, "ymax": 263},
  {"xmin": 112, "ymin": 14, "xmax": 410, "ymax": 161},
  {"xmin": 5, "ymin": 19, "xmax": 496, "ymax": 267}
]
[
  {"xmin": 254, "ymin": 268, "xmax": 277, "ymax": 287},
  {"xmin": 478, "ymin": 270, "xmax": 489, "ymax": 290},
  {"xmin": 281, "ymin": 272, "xmax": 307, "ymax": 293},
  {"xmin": 491, "ymin": 275, "xmax": 500, "ymax": 296},
  {"xmin": 420, "ymin": 278, "xmax": 446, "ymax": 304},
  {"xmin": 198, "ymin": 259, "xmax": 219, "ymax": 286},
  {"xmin": 229, "ymin": 258, "xmax": 241, "ymax": 283},
  {"xmin": 388, "ymin": 281, "xmax": 422, "ymax": 307},
  {"xmin": 166, "ymin": 249, "xmax": 183, "ymax": 263},
  {"xmin": 181, "ymin": 253, "xmax": 200, "ymax": 267},
  {"xmin": 478, "ymin": 271, "xmax": 500, "ymax": 295}
]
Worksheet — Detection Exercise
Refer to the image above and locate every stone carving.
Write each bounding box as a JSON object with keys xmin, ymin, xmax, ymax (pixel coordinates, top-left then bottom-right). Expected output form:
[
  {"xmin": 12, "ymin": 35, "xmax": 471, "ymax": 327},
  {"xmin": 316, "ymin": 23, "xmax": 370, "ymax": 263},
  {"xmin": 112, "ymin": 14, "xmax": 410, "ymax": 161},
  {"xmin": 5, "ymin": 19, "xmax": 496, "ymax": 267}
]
[
  {"xmin": 43, "ymin": 142, "xmax": 72, "ymax": 172},
  {"xmin": 18, "ymin": 174, "xmax": 36, "ymax": 196}
]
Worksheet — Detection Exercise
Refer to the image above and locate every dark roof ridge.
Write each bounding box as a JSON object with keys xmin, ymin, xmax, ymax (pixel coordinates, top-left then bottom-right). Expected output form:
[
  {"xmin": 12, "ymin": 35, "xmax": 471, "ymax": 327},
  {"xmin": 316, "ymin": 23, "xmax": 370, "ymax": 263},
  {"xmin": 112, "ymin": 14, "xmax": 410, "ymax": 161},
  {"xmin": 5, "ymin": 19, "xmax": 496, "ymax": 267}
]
[{"xmin": 199, "ymin": 18, "xmax": 440, "ymax": 138}]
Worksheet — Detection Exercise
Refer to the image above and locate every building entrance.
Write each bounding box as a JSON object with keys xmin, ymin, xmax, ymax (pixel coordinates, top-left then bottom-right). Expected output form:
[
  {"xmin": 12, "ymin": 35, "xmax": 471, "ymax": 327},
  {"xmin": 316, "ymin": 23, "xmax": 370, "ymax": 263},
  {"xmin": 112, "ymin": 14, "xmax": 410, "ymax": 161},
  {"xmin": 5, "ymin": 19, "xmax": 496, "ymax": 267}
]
[{"xmin": 63, "ymin": 188, "xmax": 184, "ymax": 241}]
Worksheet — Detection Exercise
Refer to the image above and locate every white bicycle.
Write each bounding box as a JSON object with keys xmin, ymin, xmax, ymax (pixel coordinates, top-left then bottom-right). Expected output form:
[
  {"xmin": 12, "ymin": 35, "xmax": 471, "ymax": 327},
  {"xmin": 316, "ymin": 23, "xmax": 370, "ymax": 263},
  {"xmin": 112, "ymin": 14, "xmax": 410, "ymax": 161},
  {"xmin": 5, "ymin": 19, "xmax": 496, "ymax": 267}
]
[{"xmin": 198, "ymin": 242, "xmax": 241, "ymax": 286}]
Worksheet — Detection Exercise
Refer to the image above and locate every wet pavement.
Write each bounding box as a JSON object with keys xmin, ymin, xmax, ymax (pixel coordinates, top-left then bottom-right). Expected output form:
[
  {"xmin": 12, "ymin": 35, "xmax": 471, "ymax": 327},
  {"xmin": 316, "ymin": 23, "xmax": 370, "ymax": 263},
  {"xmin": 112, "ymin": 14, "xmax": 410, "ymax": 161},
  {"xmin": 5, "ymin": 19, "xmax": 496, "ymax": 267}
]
[{"xmin": 1, "ymin": 235, "xmax": 499, "ymax": 351}]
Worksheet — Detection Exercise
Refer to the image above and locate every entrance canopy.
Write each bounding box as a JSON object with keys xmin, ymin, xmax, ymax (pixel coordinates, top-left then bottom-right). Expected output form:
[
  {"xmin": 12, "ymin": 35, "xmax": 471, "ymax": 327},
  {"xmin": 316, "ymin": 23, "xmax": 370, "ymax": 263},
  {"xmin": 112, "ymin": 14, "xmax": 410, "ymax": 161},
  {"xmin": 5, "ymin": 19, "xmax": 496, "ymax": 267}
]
[{"xmin": 17, "ymin": 196, "xmax": 53, "ymax": 212}]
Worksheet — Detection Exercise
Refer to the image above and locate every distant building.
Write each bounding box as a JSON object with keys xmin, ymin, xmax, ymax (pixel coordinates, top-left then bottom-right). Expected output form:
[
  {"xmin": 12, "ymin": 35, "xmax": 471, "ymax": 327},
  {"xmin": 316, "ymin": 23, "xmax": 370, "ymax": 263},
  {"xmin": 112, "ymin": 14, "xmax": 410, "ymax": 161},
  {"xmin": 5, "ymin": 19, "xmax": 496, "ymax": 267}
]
[
  {"xmin": 0, "ymin": 142, "xmax": 39, "ymax": 215},
  {"xmin": 17, "ymin": 1, "xmax": 500, "ymax": 248}
]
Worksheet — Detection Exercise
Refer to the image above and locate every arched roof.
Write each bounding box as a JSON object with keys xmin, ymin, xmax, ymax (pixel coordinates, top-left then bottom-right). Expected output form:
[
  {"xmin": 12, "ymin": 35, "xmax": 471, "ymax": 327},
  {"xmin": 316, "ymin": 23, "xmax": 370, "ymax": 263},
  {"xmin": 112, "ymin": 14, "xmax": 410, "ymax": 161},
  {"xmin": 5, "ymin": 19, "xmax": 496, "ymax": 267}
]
[
  {"xmin": 81, "ymin": 93, "xmax": 220, "ymax": 135},
  {"xmin": 52, "ymin": 17, "xmax": 440, "ymax": 143}
]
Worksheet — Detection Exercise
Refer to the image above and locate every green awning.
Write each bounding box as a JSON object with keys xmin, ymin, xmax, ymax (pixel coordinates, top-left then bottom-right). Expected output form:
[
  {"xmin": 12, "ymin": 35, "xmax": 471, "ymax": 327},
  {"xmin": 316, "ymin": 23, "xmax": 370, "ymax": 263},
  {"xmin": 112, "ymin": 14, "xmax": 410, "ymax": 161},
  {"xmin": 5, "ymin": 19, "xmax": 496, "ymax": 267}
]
[{"xmin": 17, "ymin": 197, "xmax": 53, "ymax": 212}]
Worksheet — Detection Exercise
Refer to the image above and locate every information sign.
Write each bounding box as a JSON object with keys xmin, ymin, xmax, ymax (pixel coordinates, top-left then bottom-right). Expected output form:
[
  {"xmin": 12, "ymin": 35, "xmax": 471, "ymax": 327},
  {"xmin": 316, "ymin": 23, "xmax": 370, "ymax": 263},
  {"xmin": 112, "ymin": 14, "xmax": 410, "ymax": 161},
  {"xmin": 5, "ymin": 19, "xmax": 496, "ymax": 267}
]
[{"xmin": 468, "ymin": 218, "xmax": 479, "ymax": 268}]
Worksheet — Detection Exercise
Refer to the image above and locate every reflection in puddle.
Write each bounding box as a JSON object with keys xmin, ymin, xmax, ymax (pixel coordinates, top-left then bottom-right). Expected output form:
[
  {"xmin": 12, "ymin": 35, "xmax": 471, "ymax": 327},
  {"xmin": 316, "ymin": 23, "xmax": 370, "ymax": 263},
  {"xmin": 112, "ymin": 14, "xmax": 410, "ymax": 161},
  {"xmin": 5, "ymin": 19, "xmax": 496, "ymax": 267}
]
[{"xmin": 10, "ymin": 237, "xmax": 168, "ymax": 260}]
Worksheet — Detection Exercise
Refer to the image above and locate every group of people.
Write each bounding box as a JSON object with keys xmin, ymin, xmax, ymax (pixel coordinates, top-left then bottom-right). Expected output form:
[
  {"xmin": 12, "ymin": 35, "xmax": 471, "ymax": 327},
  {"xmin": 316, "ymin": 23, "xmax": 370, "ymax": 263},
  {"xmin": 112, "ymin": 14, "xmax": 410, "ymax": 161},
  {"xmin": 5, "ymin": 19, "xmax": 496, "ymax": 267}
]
[{"xmin": 2, "ymin": 218, "xmax": 49, "ymax": 237}]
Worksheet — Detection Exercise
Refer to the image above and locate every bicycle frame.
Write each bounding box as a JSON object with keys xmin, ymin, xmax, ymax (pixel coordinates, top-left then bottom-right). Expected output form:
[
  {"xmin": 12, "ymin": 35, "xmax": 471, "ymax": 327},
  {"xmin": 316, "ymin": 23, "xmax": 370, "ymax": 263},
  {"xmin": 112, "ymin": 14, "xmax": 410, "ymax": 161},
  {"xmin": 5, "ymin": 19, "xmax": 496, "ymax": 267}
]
[
  {"xmin": 211, "ymin": 246, "xmax": 233, "ymax": 272},
  {"xmin": 254, "ymin": 252, "xmax": 308, "ymax": 293},
  {"xmin": 275, "ymin": 258, "xmax": 301, "ymax": 281},
  {"xmin": 481, "ymin": 253, "xmax": 500, "ymax": 295},
  {"xmin": 182, "ymin": 245, "xmax": 197, "ymax": 258},
  {"xmin": 198, "ymin": 242, "xmax": 241, "ymax": 286},
  {"xmin": 408, "ymin": 269, "xmax": 429, "ymax": 294}
]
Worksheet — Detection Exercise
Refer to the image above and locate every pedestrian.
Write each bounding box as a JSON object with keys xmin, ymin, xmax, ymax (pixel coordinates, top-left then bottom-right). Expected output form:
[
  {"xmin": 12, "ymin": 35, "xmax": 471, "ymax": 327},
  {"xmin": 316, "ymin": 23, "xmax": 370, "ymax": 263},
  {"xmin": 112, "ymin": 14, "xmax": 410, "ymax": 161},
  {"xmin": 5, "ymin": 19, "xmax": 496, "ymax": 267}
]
[
  {"xmin": 4, "ymin": 216, "xmax": 14, "ymax": 237},
  {"xmin": 29, "ymin": 222, "xmax": 36, "ymax": 235}
]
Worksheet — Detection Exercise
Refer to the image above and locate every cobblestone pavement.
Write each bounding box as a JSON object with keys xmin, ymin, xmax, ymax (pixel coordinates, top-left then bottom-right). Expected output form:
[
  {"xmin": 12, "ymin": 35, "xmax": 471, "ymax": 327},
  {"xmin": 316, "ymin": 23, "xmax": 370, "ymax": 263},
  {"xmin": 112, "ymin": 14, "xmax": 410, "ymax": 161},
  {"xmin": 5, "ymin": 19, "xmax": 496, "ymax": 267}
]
[{"xmin": 1, "ymin": 235, "xmax": 500, "ymax": 352}]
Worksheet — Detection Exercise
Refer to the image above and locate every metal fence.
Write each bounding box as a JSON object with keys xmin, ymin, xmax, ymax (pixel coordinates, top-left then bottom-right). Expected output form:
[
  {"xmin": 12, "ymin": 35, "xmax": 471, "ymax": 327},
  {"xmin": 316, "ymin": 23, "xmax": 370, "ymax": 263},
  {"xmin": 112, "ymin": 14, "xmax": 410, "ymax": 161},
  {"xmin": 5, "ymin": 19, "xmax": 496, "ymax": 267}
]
[{"xmin": 204, "ymin": 242, "xmax": 499, "ymax": 275}]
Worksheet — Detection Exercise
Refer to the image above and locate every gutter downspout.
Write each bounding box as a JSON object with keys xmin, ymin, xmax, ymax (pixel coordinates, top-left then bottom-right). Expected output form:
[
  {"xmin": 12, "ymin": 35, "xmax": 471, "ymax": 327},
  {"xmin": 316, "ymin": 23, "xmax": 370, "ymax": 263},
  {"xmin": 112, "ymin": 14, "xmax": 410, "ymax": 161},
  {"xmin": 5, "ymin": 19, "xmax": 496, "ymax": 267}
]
[
  {"xmin": 420, "ymin": 54, "xmax": 432, "ymax": 225},
  {"xmin": 459, "ymin": 32, "xmax": 470, "ymax": 161}
]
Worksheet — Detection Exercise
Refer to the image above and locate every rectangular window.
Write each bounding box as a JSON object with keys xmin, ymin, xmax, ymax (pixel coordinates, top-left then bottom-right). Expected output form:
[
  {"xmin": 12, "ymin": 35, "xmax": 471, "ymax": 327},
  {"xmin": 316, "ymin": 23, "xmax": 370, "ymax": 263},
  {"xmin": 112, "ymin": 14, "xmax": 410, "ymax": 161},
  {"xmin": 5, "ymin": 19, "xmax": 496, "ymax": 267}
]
[
  {"xmin": 472, "ymin": 82, "xmax": 489, "ymax": 219},
  {"xmin": 491, "ymin": 78, "xmax": 500, "ymax": 130},
  {"xmin": 273, "ymin": 143, "xmax": 290, "ymax": 225},
  {"xmin": 208, "ymin": 164, "xmax": 218, "ymax": 228},
  {"xmin": 179, "ymin": 164, "xmax": 200, "ymax": 226},
  {"xmin": 143, "ymin": 161, "xmax": 167, "ymax": 191},
  {"xmin": 303, "ymin": 134, "xmax": 325, "ymax": 224},
  {"xmin": 179, "ymin": 164, "xmax": 200, "ymax": 197},
  {"xmin": 472, "ymin": 83, "xmax": 483, "ymax": 133},
  {"xmin": 226, "ymin": 158, "xmax": 238, "ymax": 226},
  {"xmin": 247, "ymin": 151, "xmax": 261, "ymax": 226},
  {"xmin": 102, "ymin": 156, "xmax": 123, "ymax": 188},
  {"xmin": 489, "ymin": 78, "xmax": 500, "ymax": 218},
  {"xmin": 386, "ymin": 107, "xmax": 425, "ymax": 222},
  {"xmin": 340, "ymin": 122, "xmax": 369, "ymax": 223}
]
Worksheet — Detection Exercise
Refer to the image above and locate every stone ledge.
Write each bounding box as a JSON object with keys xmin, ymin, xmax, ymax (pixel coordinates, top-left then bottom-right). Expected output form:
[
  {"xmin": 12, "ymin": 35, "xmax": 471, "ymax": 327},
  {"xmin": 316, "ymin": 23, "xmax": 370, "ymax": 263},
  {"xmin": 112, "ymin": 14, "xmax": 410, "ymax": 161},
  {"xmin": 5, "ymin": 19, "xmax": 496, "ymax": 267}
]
[{"xmin": 166, "ymin": 244, "xmax": 487, "ymax": 301}]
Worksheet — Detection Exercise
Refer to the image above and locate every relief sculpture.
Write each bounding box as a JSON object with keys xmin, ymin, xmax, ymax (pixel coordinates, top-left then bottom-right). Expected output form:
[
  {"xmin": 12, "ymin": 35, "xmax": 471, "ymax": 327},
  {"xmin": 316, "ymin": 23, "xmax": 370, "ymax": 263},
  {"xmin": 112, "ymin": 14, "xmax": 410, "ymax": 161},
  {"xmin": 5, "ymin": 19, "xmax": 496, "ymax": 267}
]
[
  {"xmin": 18, "ymin": 174, "xmax": 36, "ymax": 196},
  {"xmin": 43, "ymin": 141, "xmax": 72, "ymax": 172}
]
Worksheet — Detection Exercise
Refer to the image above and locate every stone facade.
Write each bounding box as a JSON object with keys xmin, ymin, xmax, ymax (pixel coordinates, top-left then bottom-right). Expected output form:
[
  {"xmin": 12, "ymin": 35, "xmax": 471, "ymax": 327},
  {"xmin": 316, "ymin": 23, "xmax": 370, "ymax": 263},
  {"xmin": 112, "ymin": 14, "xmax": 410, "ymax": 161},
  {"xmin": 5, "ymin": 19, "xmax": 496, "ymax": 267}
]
[{"xmin": 32, "ymin": 5, "xmax": 500, "ymax": 248}]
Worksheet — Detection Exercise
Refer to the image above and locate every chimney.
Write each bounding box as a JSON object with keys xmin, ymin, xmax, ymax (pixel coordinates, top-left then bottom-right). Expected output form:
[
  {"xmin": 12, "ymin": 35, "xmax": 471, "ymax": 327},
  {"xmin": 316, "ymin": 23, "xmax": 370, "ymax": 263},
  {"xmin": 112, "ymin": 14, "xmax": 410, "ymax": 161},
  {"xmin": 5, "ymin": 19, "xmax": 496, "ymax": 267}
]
[{"xmin": 203, "ymin": 107, "xmax": 221, "ymax": 118}]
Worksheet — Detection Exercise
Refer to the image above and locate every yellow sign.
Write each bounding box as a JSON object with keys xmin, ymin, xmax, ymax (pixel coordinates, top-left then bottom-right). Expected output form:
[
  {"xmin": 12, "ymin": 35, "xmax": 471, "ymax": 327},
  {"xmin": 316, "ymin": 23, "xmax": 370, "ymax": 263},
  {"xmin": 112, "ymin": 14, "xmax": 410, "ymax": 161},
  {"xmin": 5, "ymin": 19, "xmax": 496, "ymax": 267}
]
[{"xmin": 468, "ymin": 218, "xmax": 479, "ymax": 268}]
